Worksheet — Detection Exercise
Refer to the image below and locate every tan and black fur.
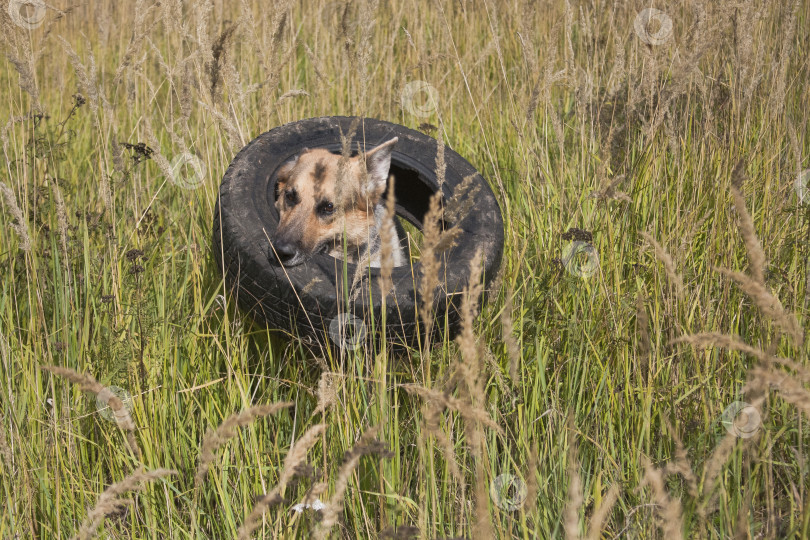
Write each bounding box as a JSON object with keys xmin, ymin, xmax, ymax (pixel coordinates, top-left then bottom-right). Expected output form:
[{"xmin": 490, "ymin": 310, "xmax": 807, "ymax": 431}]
[{"xmin": 271, "ymin": 138, "xmax": 406, "ymax": 267}]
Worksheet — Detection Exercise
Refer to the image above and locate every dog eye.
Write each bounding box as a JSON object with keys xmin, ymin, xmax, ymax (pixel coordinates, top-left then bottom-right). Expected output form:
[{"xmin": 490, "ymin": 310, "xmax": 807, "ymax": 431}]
[
  {"xmin": 317, "ymin": 201, "xmax": 335, "ymax": 216},
  {"xmin": 284, "ymin": 189, "xmax": 298, "ymax": 206}
]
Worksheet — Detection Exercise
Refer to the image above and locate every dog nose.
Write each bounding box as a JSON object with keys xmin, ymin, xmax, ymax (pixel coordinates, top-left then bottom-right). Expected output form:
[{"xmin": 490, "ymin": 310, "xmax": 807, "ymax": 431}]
[{"xmin": 272, "ymin": 240, "xmax": 298, "ymax": 262}]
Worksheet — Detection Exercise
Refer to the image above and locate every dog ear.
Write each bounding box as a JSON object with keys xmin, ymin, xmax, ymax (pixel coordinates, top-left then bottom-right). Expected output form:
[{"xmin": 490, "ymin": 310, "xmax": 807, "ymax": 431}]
[{"xmin": 364, "ymin": 137, "xmax": 398, "ymax": 199}]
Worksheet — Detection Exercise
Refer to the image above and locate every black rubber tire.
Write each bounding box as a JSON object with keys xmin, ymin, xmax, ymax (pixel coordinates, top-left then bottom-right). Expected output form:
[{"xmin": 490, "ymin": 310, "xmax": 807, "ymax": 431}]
[{"xmin": 212, "ymin": 116, "xmax": 504, "ymax": 348}]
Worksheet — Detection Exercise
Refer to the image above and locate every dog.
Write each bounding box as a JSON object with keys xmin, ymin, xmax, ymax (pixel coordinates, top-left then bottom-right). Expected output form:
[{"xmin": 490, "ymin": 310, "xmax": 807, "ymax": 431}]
[{"xmin": 271, "ymin": 137, "xmax": 406, "ymax": 268}]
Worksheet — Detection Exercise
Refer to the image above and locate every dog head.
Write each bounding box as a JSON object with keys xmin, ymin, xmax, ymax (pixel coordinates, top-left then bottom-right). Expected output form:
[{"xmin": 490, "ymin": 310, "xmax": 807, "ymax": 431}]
[{"xmin": 271, "ymin": 137, "xmax": 398, "ymax": 266}]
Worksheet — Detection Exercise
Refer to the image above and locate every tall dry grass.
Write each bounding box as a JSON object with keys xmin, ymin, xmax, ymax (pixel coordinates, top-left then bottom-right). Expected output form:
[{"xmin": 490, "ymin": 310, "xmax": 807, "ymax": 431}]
[{"xmin": 0, "ymin": 0, "xmax": 808, "ymax": 538}]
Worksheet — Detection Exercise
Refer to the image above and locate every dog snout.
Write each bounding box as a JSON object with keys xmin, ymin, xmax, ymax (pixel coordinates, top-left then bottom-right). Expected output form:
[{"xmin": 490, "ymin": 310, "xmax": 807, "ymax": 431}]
[{"xmin": 272, "ymin": 239, "xmax": 298, "ymax": 261}]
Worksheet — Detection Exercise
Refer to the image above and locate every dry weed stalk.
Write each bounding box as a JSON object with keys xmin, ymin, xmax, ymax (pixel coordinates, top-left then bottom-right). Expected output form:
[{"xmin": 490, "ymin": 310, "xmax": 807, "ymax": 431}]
[
  {"xmin": 0, "ymin": 181, "xmax": 32, "ymax": 252},
  {"xmin": 0, "ymin": 421, "xmax": 11, "ymax": 466},
  {"xmin": 640, "ymin": 231, "xmax": 685, "ymax": 299},
  {"xmin": 75, "ymin": 467, "xmax": 176, "ymax": 540},
  {"xmin": 112, "ymin": 0, "xmax": 158, "ymax": 86},
  {"xmin": 4, "ymin": 47, "xmax": 42, "ymax": 113},
  {"xmin": 663, "ymin": 420, "xmax": 699, "ymax": 499},
  {"xmin": 315, "ymin": 426, "xmax": 392, "ymax": 538},
  {"xmin": 444, "ymin": 173, "xmax": 480, "ymax": 225},
  {"xmin": 668, "ymin": 170, "xmax": 808, "ymax": 524},
  {"xmin": 400, "ymin": 385, "xmax": 502, "ymax": 435},
  {"xmin": 455, "ymin": 249, "xmax": 486, "ymax": 410},
  {"xmin": 730, "ymin": 182, "xmax": 765, "ymax": 285},
  {"xmin": 313, "ymin": 372, "xmax": 339, "ymax": 417},
  {"xmin": 708, "ymin": 182, "xmax": 804, "ymax": 344},
  {"xmin": 671, "ymin": 332, "xmax": 784, "ymax": 365},
  {"xmin": 473, "ymin": 453, "xmax": 494, "ymax": 539},
  {"xmin": 638, "ymin": 456, "xmax": 684, "ymax": 540},
  {"xmin": 41, "ymin": 365, "xmax": 141, "ymax": 459},
  {"xmin": 747, "ymin": 367, "xmax": 810, "ymax": 417},
  {"xmin": 636, "ymin": 290, "xmax": 652, "ymax": 381},
  {"xmin": 697, "ymin": 430, "xmax": 742, "ymax": 519},
  {"xmin": 585, "ymin": 484, "xmax": 620, "ymax": 540},
  {"xmin": 56, "ymin": 36, "xmax": 99, "ymax": 115},
  {"xmin": 238, "ymin": 423, "xmax": 326, "ymax": 540},
  {"xmin": 563, "ymin": 428, "xmax": 583, "ymax": 540},
  {"xmin": 417, "ymin": 190, "xmax": 444, "ymax": 345},
  {"xmin": 378, "ymin": 175, "xmax": 397, "ymax": 300},
  {"xmin": 50, "ymin": 177, "xmax": 70, "ymax": 275},
  {"xmin": 435, "ymin": 130, "xmax": 445, "ymax": 188},
  {"xmin": 195, "ymin": 402, "xmax": 293, "ymax": 485},
  {"xmin": 421, "ymin": 400, "xmax": 463, "ymax": 484},
  {"xmin": 713, "ymin": 267, "xmax": 803, "ymax": 344}
]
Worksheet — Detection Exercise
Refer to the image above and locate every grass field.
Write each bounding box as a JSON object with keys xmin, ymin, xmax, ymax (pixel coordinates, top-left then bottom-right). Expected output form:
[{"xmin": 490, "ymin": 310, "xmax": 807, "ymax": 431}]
[{"xmin": 1, "ymin": 0, "xmax": 809, "ymax": 538}]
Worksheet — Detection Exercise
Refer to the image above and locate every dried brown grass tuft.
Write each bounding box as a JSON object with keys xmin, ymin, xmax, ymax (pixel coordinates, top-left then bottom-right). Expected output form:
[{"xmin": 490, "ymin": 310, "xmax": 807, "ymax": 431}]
[
  {"xmin": 75, "ymin": 467, "xmax": 176, "ymax": 540},
  {"xmin": 195, "ymin": 402, "xmax": 293, "ymax": 486},
  {"xmin": 41, "ymin": 365, "xmax": 141, "ymax": 459},
  {"xmin": 640, "ymin": 231, "xmax": 685, "ymax": 299},
  {"xmin": 50, "ymin": 176, "xmax": 70, "ymax": 277},
  {"xmin": 0, "ymin": 181, "xmax": 32, "ymax": 252},
  {"xmin": 729, "ymin": 181, "xmax": 765, "ymax": 285},
  {"xmin": 313, "ymin": 372, "xmax": 338, "ymax": 417},
  {"xmin": 563, "ymin": 425, "xmax": 583, "ymax": 540},
  {"xmin": 417, "ymin": 190, "xmax": 444, "ymax": 346},
  {"xmin": 315, "ymin": 426, "xmax": 392, "ymax": 538},
  {"xmin": 662, "ymin": 420, "xmax": 699, "ymax": 499},
  {"xmin": 238, "ymin": 423, "xmax": 326, "ymax": 540},
  {"xmin": 400, "ymin": 384, "xmax": 502, "ymax": 435},
  {"xmin": 585, "ymin": 483, "xmax": 620, "ymax": 540},
  {"xmin": 714, "ymin": 267, "xmax": 804, "ymax": 344},
  {"xmin": 638, "ymin": 456, "xmax": 684, "ymax": 540},
  {"xmin": 378, "ymin": 175, "xmax": 397, "ymax": 300},
  {"xmin": 0, "ymin": 421, "xmax": 11, "ymax": 467},
  {"xmin": 434, "ymin": 130, "xmax": 445, "ymax": 188}
]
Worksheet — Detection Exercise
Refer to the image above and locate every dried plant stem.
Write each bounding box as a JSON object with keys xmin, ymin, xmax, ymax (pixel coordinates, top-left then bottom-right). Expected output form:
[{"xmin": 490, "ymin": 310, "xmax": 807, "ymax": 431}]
[
  {"xmin": 399, "ymin": 385, "xmax": 503, "ymax": 435},
  {"xmin": 74, "ymin": 467, "xmax": 176, "ymax": 540},
  {"xmin": 41, "ymin": 366, "xmax": 141, "ymax": 459},
  {"xmin": 0, "ymin": 181, "xmax": 32, "ymax": 252},
  {"xmin": 315, "ymin": 426, "xmax": 390, "ymax": 538},
  {"xmin": 639, "ymin": 456, "xmax": 684, "ymax": 540},
  {"xmin": 641, "ymin": 232, "xmax": 684, "ymax": 299},
  {"xmin": 196, "ymin": 402, "xmax": 293, "ymax": 485},
  {"xmin": 238, "ymin": 423, "xmax": 326, "ymax": 540}
]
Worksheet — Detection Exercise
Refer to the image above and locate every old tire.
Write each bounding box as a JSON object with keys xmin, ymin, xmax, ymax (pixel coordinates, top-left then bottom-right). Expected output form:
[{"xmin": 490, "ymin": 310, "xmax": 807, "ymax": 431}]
[{"xmin": 212, "ymin": 116, "xmax": 504, "ymax": 349}]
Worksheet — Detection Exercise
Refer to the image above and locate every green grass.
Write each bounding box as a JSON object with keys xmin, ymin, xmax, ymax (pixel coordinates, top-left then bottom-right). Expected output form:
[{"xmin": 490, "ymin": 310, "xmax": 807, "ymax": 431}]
[{"xmin": 1, "ymin": 0, "xmax": 809, "ymax": 538}]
